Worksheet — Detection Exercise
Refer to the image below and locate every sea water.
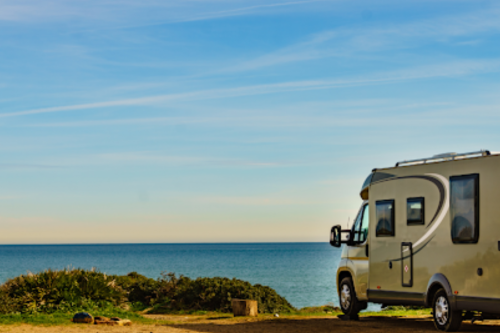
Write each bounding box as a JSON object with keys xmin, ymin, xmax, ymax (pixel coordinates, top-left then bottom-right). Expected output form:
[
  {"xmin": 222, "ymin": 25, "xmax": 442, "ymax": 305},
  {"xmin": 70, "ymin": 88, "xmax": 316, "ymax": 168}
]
[{"xmin": 0, "ymin": 243, "xmax": 354, "ymax": 309}]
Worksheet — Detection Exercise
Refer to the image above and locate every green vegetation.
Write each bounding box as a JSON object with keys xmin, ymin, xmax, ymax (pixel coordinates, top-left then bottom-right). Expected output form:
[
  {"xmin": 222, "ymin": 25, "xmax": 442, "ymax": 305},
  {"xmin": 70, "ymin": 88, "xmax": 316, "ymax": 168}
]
[
  {"xmin": 363, "ymin": 305, "xmax": 431, "ymax": 317},
  {"xmin": 295, "ymin": 304, "xmax": 341, "ymax": 316},
  {"xmin": 0, "ymin": 308, "xmax": 153, "ymax": 326},
  {"xmin": 0, "ymin": 269, "xmax": 294, "ymax": 317},
  {"xmin": 0, "ymin": 268, "xmax": 432, "ymax": 326}
]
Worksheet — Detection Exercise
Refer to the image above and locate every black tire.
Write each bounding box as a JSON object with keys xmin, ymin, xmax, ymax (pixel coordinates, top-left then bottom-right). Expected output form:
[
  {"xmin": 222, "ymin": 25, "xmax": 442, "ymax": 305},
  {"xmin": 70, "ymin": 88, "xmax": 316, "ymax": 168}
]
[
  {"xmin": 339, "ymin": 277, "xmax": 365, "ymax": 319},
  {"xmin": 432, "ymin": 288, "xmax": 462, "ymax": 332}
]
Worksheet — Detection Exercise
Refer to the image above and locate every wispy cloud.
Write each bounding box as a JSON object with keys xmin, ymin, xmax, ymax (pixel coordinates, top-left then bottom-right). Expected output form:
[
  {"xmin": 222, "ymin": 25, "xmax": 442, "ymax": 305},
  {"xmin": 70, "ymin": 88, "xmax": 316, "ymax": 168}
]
[
  {"xmin": 0, "ymin": 0, "xmax": 328, "ymax": 24},
  {"xmin": 170, "ymin": 0, "xmax": 328, "ymax": 23},
  {"xmin": 196, "ymin": 195, "xmax": 331, "ymax": 206},
  {"xmin": 214, "ymin": 4, "xmax": 500, "ymax": 73},
  {"xmin": 0, "ymin": 163, "xmax": 63, "ymax": 170},
  {"xmin": 2, "ymin": 58, "xmax": 499, "ymax": 119},
  {"xmin": 94, "ymin": 152, "xmax": 284, "ymax": 168},
  {"xmin": 20, "ymin": 101, "xmax": 456, "ymax": 129},
  {"xmin": 0, "ymin": 195, "xmax": 20, "ymax": 200}
]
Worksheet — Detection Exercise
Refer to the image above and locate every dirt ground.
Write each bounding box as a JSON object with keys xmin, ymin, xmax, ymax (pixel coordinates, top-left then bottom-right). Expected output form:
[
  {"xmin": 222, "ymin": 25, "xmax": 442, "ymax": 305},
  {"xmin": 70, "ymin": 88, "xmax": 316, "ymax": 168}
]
[{"xmin": 2, "ymin": 314, "xmax": 500, "ymax": 333}]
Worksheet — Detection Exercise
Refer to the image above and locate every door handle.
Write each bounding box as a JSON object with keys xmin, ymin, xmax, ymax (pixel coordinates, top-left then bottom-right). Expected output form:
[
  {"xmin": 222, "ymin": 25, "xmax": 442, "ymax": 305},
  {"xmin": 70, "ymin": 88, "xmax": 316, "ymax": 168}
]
[{"xmin": 365, "ymin": 244, "xmax": 369, "ymax": 257}]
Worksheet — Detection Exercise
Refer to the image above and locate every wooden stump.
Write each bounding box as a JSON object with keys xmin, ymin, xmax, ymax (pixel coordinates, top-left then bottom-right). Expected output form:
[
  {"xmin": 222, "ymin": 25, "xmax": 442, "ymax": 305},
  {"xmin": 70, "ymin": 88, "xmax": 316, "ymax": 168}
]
[{"xmin": 232, "ymin": 299, "xmax": 258, "ymax": 317}]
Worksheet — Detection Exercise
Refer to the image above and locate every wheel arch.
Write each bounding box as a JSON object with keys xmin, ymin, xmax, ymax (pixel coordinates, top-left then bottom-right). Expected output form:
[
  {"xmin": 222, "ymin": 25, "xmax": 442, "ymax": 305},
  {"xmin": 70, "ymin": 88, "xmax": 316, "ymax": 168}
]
[
  {"xmin": 425, "ymin": 273, "xmax": 455, "ymax": 308},
  {"xmin": 337, "ymin": 268, "xmax": 354, "ymax": 295}
]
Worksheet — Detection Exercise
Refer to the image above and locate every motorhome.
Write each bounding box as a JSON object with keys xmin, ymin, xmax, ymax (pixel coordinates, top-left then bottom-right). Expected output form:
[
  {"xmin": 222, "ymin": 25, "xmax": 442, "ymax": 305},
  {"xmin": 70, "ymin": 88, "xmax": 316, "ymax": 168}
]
[{"xmin": 330, "ymin": 150, "xmax": 500, "ymax": 332}]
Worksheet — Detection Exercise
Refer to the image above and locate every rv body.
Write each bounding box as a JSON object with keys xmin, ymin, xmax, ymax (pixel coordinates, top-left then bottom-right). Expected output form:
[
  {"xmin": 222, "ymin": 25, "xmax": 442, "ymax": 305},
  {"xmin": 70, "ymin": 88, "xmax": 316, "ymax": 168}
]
[{"xmin": 332, "ymin": 150, "xmax": 500, "ymax": 331}]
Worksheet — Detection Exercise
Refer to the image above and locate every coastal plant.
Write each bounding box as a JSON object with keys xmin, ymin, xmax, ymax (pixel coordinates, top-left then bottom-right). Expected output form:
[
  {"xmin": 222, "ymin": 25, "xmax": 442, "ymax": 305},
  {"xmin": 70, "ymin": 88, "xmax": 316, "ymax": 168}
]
[
  {"xmin": 0, "ymin": 268, "xmax": 126, "ymax": 313},
  {"xmin": 0, "ymin": 269, "xmax": 295, "ymax": 315},
  {"xmin": 150, "ymin": 272, "xmax": 296, "ymax": 314},
  {"xmin": 114, "ymin": 271, "xmax": 159, "ymax": 305}
]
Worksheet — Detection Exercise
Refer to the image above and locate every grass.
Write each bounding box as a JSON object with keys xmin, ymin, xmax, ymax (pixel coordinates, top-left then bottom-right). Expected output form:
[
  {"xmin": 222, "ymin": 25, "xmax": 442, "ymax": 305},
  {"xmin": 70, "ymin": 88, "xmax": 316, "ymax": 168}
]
[
  {"xmin": 0, "ymin": 306, "xmax": 155, "ymax": 326},
  {"xmin": 0, "ymin": 306, "xmax": 432, "ymax": 326},
  {"xmin": 364, "ymin": 308, "xmax": 432, "ymax": 317},
  {"xmin": 0, "ymin": 313, "xmax": 72, "ymax": 326}
]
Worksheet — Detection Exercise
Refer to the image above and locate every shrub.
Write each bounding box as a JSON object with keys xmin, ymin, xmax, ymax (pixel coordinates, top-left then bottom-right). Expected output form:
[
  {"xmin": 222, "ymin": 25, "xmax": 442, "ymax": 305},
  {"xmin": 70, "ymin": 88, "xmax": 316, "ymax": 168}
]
[
  {"xmin": 150, "ymin": 272, "xmax": 295, "ymax": 314},
  {"xmin": 0, "ymin": 269, "xmax": 125, "ymax": 313},
  {"xmin": 114, "ymin": 272, "xmax": 159, "ymax": 305},
  {"xmin": 0, "ymin": 269, "xmax": 295, "ymax": 315}
]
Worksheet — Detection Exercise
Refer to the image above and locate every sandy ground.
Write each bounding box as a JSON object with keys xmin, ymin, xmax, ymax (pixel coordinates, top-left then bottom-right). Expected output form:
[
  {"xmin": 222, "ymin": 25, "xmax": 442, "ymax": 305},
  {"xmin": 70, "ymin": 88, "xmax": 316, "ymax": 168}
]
[{"xmin": 1, "ymin": 314, "xmax": 500, "ymax": 333}]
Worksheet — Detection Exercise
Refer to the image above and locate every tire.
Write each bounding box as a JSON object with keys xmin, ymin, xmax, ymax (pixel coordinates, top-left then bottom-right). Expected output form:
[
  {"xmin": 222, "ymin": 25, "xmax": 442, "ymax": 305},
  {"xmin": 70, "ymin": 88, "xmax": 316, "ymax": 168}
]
[
  {"xmin": 339, "ymin": 277, "xmax": 365, "ymax": 319},
  {"xmin": 432, "ymin": 288, "xmax": 462, "ymax": 332}
]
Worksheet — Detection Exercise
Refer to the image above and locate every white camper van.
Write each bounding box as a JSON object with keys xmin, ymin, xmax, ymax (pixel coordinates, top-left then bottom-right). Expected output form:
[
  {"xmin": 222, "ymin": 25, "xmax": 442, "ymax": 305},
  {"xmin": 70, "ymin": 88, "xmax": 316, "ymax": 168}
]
[{"xmin": 330, "ymin": 150, "xmax": 500, "ymax": 331}]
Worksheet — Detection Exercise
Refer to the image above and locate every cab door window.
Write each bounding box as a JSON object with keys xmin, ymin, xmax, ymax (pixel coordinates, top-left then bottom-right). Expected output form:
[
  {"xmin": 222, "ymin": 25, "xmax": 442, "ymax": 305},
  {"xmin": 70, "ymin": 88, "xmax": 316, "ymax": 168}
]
[
  {"xmin": 359, "ymin": 204, "xmax": 369, "ymax": 243},
  {"xmin": 351, "ymin": 208, "xmax": 363, "ymax": 243},
  {"xmin": 352, "ymin": 204, "xmax": 369, "ymax": 244}
]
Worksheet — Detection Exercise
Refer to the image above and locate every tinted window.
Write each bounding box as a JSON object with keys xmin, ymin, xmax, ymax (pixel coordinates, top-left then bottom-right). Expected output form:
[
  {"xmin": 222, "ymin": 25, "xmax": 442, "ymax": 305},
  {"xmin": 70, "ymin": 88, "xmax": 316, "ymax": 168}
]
[
  {"xmin": 359, "ymin": 204, "xmax": 369, "ymax": 243},
  {"xmin": 351, "ymin": 207, "xmax": 363, "ymax": 243},
  {"xmin": 407, "ymin": 197, "xmax": 424, "ymax": 225},
  {"xmin": 376, "ymin": 200, "xmax": 395, "ymax": 237},
  {"xmin": 450, "ymin": 174, "xmax": 479, "ymax": 243}
]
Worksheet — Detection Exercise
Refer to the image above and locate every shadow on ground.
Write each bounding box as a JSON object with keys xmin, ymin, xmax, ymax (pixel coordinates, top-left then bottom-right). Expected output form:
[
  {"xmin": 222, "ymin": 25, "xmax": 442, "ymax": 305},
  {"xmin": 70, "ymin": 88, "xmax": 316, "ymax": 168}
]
[{"xmin": 166, "ymin": 316, "xmax": 500, "ymax": 333}]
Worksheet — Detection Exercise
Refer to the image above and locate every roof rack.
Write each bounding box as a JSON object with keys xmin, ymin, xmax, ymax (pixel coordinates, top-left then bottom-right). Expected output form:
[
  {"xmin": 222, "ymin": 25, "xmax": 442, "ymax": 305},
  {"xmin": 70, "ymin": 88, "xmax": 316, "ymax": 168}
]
[{"xmin": 395, "ymin": 150, "xmax": 491, "ymax": 167}]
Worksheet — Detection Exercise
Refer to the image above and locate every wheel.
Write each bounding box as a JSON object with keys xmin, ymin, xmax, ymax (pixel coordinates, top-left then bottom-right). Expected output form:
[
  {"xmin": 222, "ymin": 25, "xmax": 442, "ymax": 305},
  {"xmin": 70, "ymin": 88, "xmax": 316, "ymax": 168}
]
[
  {"xmin": 339, "ymin": 277, "xmax": 365, "ymax": 319},
  {"xmin": 432, "ymin": 288, "xmax": 462, "ymax": 331}
]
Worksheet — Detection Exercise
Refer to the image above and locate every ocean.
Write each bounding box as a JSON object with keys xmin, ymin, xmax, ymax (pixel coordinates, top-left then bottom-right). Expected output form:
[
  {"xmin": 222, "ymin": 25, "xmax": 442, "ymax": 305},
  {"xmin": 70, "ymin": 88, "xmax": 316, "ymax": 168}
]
[{"xmin": 0, "ymin": 243, "xmax": 348, "ymax": 309}]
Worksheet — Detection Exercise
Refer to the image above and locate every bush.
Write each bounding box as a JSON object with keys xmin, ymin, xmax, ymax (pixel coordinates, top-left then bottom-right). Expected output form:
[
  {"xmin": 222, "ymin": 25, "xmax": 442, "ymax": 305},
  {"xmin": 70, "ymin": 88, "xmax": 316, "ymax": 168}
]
[
  {"xmin": 0, "ymin": 269, "xmax": 125, "ymax": 313},
  {"xmin": 0, "ymin": 269, "xmax": 295, "ymax": 315},
  {"xmin": 150, "ymin": 272, "xmax": 295, "ymax": 313},
  {"xmin": 114, "ymin": 272, "xmax": 159, "ymax": 305}
]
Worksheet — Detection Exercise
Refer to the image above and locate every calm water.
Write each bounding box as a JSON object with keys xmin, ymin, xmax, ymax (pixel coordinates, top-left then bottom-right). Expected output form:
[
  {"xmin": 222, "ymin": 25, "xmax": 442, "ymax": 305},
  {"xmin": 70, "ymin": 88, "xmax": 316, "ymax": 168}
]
[{"xmin": 0, "ymin": 243, "xmax": 344, "ymax": 309}]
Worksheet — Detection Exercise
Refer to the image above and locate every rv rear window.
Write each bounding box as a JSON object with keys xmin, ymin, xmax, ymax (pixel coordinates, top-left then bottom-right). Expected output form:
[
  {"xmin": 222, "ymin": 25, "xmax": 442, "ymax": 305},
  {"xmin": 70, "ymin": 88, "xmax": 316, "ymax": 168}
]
[
  {"xmin": 407, "ymin": 197, "xmax": 424, "ymax": 225},
  {"xmin": 376, "ymin": 200, "xmax": 395, "ymax": 237},
  {"xmin": 450, "ymin": 174, "xmax": 479, "ymax": 244}
]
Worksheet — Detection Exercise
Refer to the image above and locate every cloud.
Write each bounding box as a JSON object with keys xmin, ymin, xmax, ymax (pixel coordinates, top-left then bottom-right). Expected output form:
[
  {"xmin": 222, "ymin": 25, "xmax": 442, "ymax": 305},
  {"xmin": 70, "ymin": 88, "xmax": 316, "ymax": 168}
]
[
  {"xmin": 196, "ymin": 195, "xmax": 331, "ymax": 206},
  {"xmin": 0, "ymin": 195, "xmax": 20, "ymax": 200},
  {"xmin": 0, "ymin": 0, "xmax": 328, "ymax": 24},
  {"xmin": 212, "ymin": 4, "xmax": 500, "ymax": 73},
  {"xmin": 19, "ymin": 101, "xmax": 458, "ymax": 129},
  {"xmin": 0, "ymin": 163, "xmax": 63, "ymax": 170},
  {"xmin": 23, "ymin": 151, "xmax": 287, "ymax": 169},
  {"xmin": 2, "ymin": 58, "xmax": 500, "ymax": 119},
  {"xmin": 170, "ymin": 0, "xmax": 328, "ymax": 23}
]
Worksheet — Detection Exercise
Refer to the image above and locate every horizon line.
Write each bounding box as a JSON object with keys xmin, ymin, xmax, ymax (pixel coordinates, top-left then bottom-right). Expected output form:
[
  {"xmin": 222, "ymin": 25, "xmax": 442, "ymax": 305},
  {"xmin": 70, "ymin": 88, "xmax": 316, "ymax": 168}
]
[{"xmin": 0, "ymin": 241, "xmax": 330, "ymax": 246}]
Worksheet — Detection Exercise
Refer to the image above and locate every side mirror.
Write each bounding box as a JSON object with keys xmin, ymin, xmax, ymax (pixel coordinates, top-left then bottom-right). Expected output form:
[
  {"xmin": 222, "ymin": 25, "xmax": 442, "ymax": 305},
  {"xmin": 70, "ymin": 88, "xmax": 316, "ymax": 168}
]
[
  {"xmin": 330, "ymin": 225, "xmax": 352, "ymax": 247},
  {"xmin": 330, "ymin": 225, "xmax": 342, "ymax": 247}
]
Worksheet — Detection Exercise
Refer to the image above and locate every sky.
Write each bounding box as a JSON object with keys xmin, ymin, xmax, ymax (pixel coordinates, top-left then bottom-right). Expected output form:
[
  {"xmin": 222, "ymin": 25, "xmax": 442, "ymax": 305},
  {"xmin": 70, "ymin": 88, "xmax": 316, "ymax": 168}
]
[{"xmin": 0, "ymin": 0, "xmax": 499, "ymax": 244}]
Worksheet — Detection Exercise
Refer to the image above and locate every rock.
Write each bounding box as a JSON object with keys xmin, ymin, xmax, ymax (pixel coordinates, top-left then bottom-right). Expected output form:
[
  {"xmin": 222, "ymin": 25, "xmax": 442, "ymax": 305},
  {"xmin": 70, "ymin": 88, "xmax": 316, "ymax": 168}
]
[
  {"xmin": 71, "ymin": 312, "xmax": 94, "ymax": 324},
  {"xmin": 94, "ymin": 317, "xmax": 132, "ymax": 326},
  {"xmin": 95, "ymin": 316, "xmax": 112, "ymax": 326},
  {"xmin": 120, "ymin": 319, "xmax": 133, "ymax": 326},
  {"xmin": 95, "ymin": 320, "xmax": 116, "ymax": 326},
  {"xmin": 231, "ymin": 299, "xmax": 258, "ymax": 317}
]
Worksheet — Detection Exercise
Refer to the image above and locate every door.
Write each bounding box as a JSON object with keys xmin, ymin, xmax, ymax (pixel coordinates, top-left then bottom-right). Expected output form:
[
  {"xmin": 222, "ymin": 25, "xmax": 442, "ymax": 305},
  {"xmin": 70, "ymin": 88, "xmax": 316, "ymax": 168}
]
[
  {"xmin": 348, "ymin": 203, "xmax": 370, "ymax": 299},
  {"xmin": 401, "ymin": 242, "xmax": 413, "ymax": 287}
]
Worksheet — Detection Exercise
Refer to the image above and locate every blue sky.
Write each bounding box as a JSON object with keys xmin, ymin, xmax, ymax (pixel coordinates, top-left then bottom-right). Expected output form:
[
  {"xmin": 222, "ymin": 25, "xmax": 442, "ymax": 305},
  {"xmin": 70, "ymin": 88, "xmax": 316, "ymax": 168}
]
[{"xmin": 1, "ymin": 0, "xmax": 499, "ymax": 243}]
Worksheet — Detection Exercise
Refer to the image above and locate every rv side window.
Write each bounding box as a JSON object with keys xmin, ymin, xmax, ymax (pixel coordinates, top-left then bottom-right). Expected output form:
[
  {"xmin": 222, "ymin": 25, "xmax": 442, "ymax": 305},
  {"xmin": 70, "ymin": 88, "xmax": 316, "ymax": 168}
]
[
  {"xmin": 376, "ymin": 200, "xmax": 395, "ymax": 237},
  {"xmin": 407, "ymin": 197, "xmax": 424, "ymax": 225},
  {"xmin": 450, "ymin": 174, "xmax": 479, "ymax": 243}
]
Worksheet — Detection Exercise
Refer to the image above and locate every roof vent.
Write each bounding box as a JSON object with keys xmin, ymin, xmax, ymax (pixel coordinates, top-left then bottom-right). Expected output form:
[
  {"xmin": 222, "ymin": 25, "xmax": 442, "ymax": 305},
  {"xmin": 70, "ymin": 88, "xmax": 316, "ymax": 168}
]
[{"xmin": 432, "ymin": 152, "xmax": 457, "ymax": 158}]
